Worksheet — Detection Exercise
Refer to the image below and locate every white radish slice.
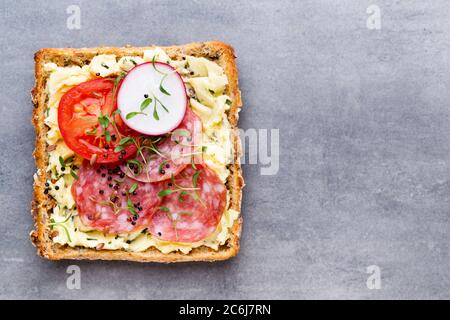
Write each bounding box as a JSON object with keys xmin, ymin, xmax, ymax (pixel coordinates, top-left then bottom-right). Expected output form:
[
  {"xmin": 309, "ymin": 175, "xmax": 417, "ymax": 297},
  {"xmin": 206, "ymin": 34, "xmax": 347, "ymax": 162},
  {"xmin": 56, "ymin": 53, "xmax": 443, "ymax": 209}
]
[{"xmin": 117, "ymin": 62, "xmax": 187, "ymax": 136}]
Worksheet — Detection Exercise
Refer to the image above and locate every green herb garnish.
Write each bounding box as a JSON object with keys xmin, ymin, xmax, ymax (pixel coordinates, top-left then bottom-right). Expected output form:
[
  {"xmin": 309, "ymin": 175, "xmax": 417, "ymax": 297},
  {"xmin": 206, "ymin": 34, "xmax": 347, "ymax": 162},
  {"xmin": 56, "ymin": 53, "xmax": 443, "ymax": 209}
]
[
  {"xmin": 126, "ymin": 111, "xmax": 146, "ymax": 120},
  {"xmin": 119, "ymin": 136, "xmax": 134, "ymax": 146},
  {"xmin": 153, "ymin": 102, "xmax": 160, "ymax": 120},
  {"xmin": 154, "ymin": 96, "xmax": 169, "ymax": 113},
  {"xmin": 129, "ymin": 183, "xmax": 138, "ymax": 194},
  {"xmin": 151, "ymin": 55, "xmax": 166, "ymax": 75},
  {"xmin": 192, "ymin": 170, "xmax": 201, "ymax": 188},
  {"xmin": 114, "ymin": 74, "xmax": 126, "ymax": 91},
  {"xmin": 140, "ymin": 98, "xmax": 152, "ymax": 111},
  {"xmin": 178, "ymin": 191, "xmax": 188, "ymax": 203},
  {"xmin": 126, "ymin": 159, "xmax": 143, "ymax": 175},
  {"xmin": 172, "ymin": 129, "xmax": 190, "ymax": 137},
  {"xmin": 98, "ymin": 114, "xmax": 109, "ymax": 129},
  {"xmin": 70, "ymin": 170, "xmax": 79, "ymax": 180},
  {"xmin": 191, "ymin": 155, "xmax": 197, "ymax": 169},
  {"xmin": 127, "ymin": 159, "xmax": 141, "ymax": 167},
  {"xmin": 105, "ymin": 130, "xmax": 111, "ymax": 142},
  {"xmin": 86, "ymin": 127, "xmax": 97, "ymax": 135},
  {"xmin": 158, "ymin": 160, "xmax": 168, "ymax": 174},
  {"xmin": 158, "ymin": 189, "xmax": 174, "ymax": 197},
  {"xmin": 127, "ymin": 197, "xmax": 138, "ymax": 216},
  {"xmin": 48, "ymin": 213, "xmax": 73, "ymax": 242},
  {"xmin": 159, "ymin": 74, "xmax": 171, "ymax": 96}
]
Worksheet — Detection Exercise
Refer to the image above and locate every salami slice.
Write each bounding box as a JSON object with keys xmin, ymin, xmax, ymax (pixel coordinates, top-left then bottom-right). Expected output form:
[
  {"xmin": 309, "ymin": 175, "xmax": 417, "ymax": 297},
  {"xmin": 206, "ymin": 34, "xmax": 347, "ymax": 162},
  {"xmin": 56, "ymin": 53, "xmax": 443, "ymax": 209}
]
[
  {"xmin": 72, "ymin": 161, "xmax": 161, "ymax": 234},
  {"xmin": 148, "ymin": 164, "xmax": 227, "ymax": 243},
  {"xmin": 121, "ymin": 107, "xmax": 202, "ymax": 183}
]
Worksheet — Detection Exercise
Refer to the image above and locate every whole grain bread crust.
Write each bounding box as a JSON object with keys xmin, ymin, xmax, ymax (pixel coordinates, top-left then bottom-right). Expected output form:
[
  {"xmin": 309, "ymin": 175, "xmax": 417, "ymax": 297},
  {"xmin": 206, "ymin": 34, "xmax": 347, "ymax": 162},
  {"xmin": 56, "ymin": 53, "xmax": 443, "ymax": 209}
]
[{"xmin": 31, "ymin": 41, "xmax": 244, "ymax": 263}]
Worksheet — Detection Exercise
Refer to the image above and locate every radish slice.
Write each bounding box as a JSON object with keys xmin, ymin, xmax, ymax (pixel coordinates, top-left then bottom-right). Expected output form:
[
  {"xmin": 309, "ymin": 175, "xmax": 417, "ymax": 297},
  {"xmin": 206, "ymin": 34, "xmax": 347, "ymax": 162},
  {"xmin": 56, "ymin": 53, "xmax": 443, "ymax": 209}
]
[{"xmin": 117, "ymin": 62, "xmax": 187, "ymax": 136}]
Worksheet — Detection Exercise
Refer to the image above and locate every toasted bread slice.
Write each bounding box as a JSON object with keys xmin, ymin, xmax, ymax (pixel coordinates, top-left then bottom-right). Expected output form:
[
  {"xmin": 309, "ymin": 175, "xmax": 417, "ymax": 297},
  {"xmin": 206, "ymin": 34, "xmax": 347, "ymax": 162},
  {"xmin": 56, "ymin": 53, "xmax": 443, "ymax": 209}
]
[{"xmin": 31, "ymin": 41, "xmax": 244, "ymax": 262}]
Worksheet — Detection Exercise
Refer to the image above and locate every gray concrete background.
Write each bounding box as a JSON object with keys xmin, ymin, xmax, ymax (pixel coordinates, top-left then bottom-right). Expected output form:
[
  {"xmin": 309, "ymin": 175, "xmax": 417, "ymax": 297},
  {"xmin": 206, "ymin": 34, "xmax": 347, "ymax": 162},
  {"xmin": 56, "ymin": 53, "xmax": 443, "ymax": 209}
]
[{"xmin": 0, "ymin": 0, "xmax": 449, "ymax": 299}]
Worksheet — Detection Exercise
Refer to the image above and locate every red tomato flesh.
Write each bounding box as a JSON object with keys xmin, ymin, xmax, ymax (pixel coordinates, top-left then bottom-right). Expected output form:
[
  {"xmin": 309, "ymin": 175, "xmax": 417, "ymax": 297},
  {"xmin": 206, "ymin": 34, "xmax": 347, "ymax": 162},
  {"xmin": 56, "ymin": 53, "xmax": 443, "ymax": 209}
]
[{"xmin": 58, "ymin": 78, "xmax": 137, "ymax": 163}]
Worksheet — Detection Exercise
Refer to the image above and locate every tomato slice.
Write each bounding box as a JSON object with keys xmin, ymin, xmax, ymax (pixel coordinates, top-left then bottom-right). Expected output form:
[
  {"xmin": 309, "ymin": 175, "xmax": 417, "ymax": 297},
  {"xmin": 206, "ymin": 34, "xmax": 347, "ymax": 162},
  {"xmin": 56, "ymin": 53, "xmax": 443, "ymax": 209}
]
[{"xmin": 58, "ymin": 78, "xmax": 137, "ymax": 163}]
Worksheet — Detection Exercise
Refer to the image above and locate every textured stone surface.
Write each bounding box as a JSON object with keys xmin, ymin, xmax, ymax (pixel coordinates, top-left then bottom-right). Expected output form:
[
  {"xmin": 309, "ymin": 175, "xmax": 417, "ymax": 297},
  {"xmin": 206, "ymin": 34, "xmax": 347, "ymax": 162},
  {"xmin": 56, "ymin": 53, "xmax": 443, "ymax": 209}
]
[{"xmin": 0, "ymin": 0, "xmax": 449, "ymax": 299}]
